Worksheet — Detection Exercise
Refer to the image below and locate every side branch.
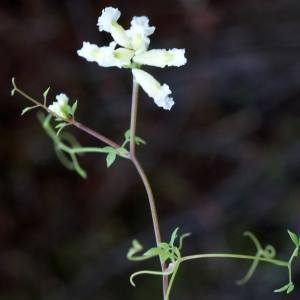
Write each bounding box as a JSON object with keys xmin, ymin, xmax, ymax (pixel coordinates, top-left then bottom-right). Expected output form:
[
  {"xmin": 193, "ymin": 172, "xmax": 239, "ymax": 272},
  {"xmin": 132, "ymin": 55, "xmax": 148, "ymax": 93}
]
[{"xmin": 12, "ymin": 78, "xmax": 127, "ymax": 154}]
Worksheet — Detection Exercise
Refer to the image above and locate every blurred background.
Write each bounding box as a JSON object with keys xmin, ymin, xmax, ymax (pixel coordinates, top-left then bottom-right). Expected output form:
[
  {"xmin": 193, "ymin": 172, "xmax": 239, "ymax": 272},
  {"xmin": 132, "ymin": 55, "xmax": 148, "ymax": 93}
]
[{"xmin": 1, "ymin": 0, "xmax": 300, "ymax": 299}]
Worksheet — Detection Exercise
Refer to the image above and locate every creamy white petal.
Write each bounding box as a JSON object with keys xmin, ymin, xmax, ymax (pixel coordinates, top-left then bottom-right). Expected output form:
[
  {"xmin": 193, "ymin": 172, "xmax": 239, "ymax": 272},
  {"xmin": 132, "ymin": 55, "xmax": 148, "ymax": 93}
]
[
  {"xmin": 49, "ymin": 100, "xmax": 68, "ymax": 118},
  {"xmin": 97, "ymin": 7, "xmax": 121, "ymax": 32},
  {"xmin": 77, "ymin": 41, "xmax": 124, "ymax": 67},
  {"xmin": 154, "ymin": 95, "xmax": 174, "ymax": 110},
  {"xmin": 56, "ymin": 93, "xmax": 69, "ymax": 105},
  {"xmin": 126, "ymin": 16, "xmax": 155, "ymax": 51},
  {"xmin": 110, "ymin": 24, "xmax": 131, "ymax": 48},
  {"xmin": 133, "ymin": 48, "xmax": 187, "ymax": 68},
  {"xmin": 127, "ymin": 16, "xmax": 155, "ymax": 38},
  {"xmin": 132, "ymin": 69, "xmax": 174, "ymax": 110},
  {"xmin": 77, "ymin": 42, "xmax": 105, "ymax": 62},
  {"xmin": 113, "ymin": 48, "xmax": 135, "ymax": 66}
]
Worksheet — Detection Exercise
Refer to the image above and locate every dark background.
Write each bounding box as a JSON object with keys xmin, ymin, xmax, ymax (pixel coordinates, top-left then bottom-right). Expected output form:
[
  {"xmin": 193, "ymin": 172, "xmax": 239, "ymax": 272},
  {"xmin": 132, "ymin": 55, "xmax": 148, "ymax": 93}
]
[{"xmin": 1, "ymin": 0, "xmax": 300, "ymax": 299}]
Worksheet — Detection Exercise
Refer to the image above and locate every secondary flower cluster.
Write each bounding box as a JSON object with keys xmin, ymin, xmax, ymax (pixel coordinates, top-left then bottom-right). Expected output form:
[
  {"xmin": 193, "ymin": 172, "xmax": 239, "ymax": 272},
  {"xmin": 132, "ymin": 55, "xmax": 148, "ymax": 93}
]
[
  {"xmin": 77, "ymin": 7, "xmax": 187, "ymax": 110},
  {"xmin": 48, "ymin": 93, "xmax": 69, "ymax": 118}
]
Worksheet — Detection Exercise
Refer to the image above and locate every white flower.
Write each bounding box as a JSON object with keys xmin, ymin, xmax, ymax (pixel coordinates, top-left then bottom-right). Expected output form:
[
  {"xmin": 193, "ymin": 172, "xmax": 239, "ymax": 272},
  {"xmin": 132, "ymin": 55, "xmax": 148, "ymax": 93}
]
[
  {"xmin": 132, "ymin": 69, "xmax": 174, "ymax": 110},
  {"xmin": 110, "ymin": 24, "xmax": 131, "ymax": 48},
  {"xmin": 78, "ymin": 41, "xmax": 132, "ymax": 68},
  {"xmin": 126, "ymin": 16, "xmax": 155, "ymax": 51},
  {"xmin": 78, "ymin": 7, "xmax": 187, "ymax": 109},
  {"xmin": 97, "ymin": 7, "xmax": 131, "ymax": 48},
  {"xmin": 97, "ymin": 7, "xmax": 121, "ymax": 32},
  {"xmin": 48, "ymin": 93, "xmax": 69, "ymax": 118},
  {"xmin": 134, "ymin": 42, "xmax": 148, "ymax": 55},
  {"xmin": 133, "ymin": 48, "xmax": 187, "ymax": 68},
  {"xmin": 56, "ymin": 93, "xmax": 69, "ymax": 105},
  {"xmin": 113, "ymin": 48, "xmax": 135, "ymax": 66}
]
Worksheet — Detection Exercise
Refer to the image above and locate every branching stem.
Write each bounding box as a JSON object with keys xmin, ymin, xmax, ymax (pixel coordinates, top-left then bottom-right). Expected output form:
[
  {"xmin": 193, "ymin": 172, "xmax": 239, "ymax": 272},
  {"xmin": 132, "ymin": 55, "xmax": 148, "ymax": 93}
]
[
  {"xmin": 13, "ymin": 77, "xmax": 167, "ymax": 298},
  {"xmin": 12, "ymin": 79, "xmax": 125, "ymax": 154}
]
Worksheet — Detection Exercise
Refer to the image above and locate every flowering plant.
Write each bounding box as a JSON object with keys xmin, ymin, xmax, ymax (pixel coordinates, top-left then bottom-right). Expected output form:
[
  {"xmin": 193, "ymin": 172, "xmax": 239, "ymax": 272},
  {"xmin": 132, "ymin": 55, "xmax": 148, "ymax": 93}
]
[
  {"xmin": 11, "ymin": 6, "xmax": 299, "ymax": 300},
  {"xmin": 78, "ymin": 7, "xmax": 186, "ymax": 110}
]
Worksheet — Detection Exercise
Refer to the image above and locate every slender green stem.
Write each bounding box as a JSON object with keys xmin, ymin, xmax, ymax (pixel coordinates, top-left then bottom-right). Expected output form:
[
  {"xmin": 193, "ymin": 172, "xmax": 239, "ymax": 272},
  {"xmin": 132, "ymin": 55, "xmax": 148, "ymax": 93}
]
[
  {"xmin": 180, "ymin": 253, "xmax": 289, "ymax": 266},
  {"xmin": 129, "ymin": 77, "xmax": 168, "ymax": 299},
  {"xmin": 288, "ymin": 247, "xmax": 298, "ymax": 282},
  {"xmin": 164, "ymin": 251, "xmax": 181, "ymax": 300}
]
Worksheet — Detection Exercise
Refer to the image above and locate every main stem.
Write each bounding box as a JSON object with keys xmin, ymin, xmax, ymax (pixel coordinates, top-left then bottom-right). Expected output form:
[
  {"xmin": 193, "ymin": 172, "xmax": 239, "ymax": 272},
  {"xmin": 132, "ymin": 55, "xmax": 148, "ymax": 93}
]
[{"xmin": 129, "ymin": 77, "xmax": 169, "ymax": 299}]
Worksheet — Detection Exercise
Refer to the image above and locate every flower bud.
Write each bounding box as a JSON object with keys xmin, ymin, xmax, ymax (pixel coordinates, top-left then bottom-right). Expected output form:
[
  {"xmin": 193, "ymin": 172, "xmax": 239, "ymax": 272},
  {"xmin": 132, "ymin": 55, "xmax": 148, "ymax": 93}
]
[{"xmin": 48, "ymin": 93, "xmax": 69, "ymax": 118}]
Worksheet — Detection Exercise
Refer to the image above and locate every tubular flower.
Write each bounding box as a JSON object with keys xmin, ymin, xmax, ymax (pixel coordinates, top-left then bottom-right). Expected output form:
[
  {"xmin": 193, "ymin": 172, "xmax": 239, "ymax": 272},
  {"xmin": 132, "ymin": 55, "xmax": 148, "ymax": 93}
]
[
  {"xmin": 132, "ymin": 69, "xmax": 174, "ymax": 110},
  {"xmin": 126, "ymin": 16, "xmax": 155, "ymax": 51},
  {"xmin": 78, "ymin": 7, "xmax": 187, "ymax": 109},
  {"xmin": 113, "ymin": 48, "xmax": 135, "ymax": 66},
  {"xmin": 97, "ymin": 7, "xmax": 121, "ymax": 32},
  {"xmin": 77, "ymin": 41, "xmax": 116, "ymax": 67},
  {"xmin": 133, "ymin": 49, "xmax": 187, "ymax": 68},
  {"xmin": 77, "ymin": 42, "xmax": 134, "ymax": 68},
  {"xmin": 97, "ymin": 7, "xmax": 131, "ymax": 48},
  {"xmin": 48, "ymin": 93, "xmax": 69, "ymax": 118}
]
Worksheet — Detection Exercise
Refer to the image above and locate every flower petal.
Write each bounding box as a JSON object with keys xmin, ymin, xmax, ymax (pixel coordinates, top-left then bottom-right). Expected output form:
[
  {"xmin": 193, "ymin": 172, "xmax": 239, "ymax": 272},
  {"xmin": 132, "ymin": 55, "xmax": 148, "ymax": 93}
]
[
  {"xmin": 110, "ymin": 24, "xmax": 131, "ymax": 48},
  {"xmin": 126, "ymin": 16, "xmax": 155, "ymax": 51},
  {"xmin": 56, "ymin": 93, "xmax": 69, "ymax": 105},
  {"xmin": 113, "ymin": 48, "xmax": 135, "ymax": 66},
  {"xmin": 49, "ymin": 93, "xmax": 70, "ymax": 118},
  {"xmin": 78, "ymin": 41, "xmax": 127, "ymax": 68},
  {"xmin": 133, "ymin": 48, "xmax": 187, "ymax": 68},
  {"xmin": 132, "ymin": 69, "xmax": 174, "ymax": 110},
  {"xmin": 97, "ymin": 7, "xmax": 121, "ymax": 32}
]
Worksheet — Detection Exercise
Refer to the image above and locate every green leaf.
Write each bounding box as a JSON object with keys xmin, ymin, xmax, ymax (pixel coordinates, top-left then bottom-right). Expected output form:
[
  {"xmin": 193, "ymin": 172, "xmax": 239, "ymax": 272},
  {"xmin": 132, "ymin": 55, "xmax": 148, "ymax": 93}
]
[
  {"xmin": 158, "ymin": 242, "xmax": 170, "ymax": 251},
  {"xmin": 125, "ymin": 129, "xmax": 130, "ymax": 139},
  {"xmin": 124, "ymin": 130, "xmax": 146, "ymax": 145},
  {"xmin": 117, "ymin": 147, "xmax": 129, "ymax": 154},
  {"xmin": 55, "ymin": 122, "xmax": 67, "ymax": 136},
  {"xmin": 274, "ymin": 283, "xmax": 290, "ymax": 293},
  {"xmin": 178, "ymin": 232, "xmax": 191, "ymax": 250},
  {"xmin": 67, "ymin": 105, "xmax": 73, "ymax": 115},
  {"xmin": 21, "ymin": 107, "xmax": 33, "ymax": 115},
  {"xmin": 71, "ymin": 100, "xmax": 78, "ymax": 115},
  {"xmin": 287, "ymin": 282, "xmax": 294, "ymax": 294},
  {"xmin": 169, "ymin": 228, "xmax": 179, "ymax": 247},
  {"xmin": 102, "ymin": 146, "xmax": 115, "ymax": 153},
  {"xmin": 135, "ymin": 136, "xmax": 146, "ymax": 145},
  {"xmin": 288, "ymin": 230, "xmax": 299, "ymax": 246},
  {"xmin": 106, "ymin": 150, "xmax": 116, "ymax": 167},
  {"xmin": 143, "ymin": 247, "xmax": 164, "ymax": 257},
  {"xmin": 55, "ymin": 122, "xmax": 67, "ymax": 128},
  {"xmin": 43, "ymin": 87, "xmax": 50, "ymax": 98},
  {"xmin": 160, "ymin": 252, "xmax": 171, "ymax": 263},
  {"xmin": 127, "ymin": 240, "xmax": 143, "ymax": 258}
]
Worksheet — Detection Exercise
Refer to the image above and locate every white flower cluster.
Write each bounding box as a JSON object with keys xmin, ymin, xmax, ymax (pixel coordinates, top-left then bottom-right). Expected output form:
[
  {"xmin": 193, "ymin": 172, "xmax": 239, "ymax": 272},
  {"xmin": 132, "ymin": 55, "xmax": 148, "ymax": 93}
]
[
  {"xmin": 77, "ymin": 7, "xmax": 187, "ymax": 110},
  {"xmin": 48, "ymin": 93, "xmax": 69, "ymax": 118}
]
